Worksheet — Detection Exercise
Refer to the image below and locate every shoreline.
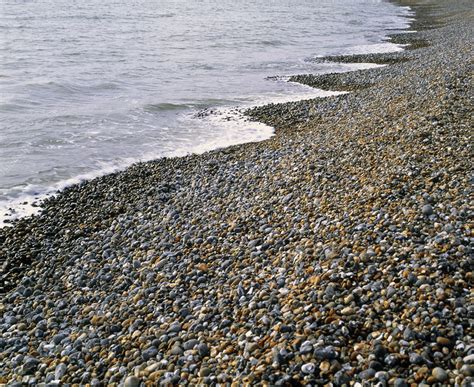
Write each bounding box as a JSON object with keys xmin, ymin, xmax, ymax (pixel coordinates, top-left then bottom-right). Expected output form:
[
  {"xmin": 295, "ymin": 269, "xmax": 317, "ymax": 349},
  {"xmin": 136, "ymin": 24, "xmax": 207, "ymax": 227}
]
[
  {"xmin": 1, "ymin": 0, "xmax": 473, "ymax": 385},
  {"xmin": 0, "ymin": 9, "xmax": 409, "ymax": 229}
]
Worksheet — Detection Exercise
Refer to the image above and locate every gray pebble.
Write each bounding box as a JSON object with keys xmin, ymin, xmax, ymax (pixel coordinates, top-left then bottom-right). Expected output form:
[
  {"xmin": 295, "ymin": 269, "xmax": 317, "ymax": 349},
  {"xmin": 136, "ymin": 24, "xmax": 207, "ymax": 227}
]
[
  {"xmin": 124, "ymin": 375, "xmax": 141, "ymax": 387},
  {"xmin": 422, "ymin": 204, "xmax": 433, "ymax": 216},
  {"xmin": 54, "ymin": 363, "xmax": 67, "ymax": 380},
  {"xmin": 432, "ymin": 367, "xmax": 448, "ymax": 382}
]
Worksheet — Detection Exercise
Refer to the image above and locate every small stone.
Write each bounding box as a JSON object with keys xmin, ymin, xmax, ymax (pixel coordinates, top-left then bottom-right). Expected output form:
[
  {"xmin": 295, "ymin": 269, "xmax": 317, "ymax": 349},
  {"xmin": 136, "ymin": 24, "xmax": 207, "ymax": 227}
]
[
  {"xmin": 384, "ymin": 354, "xmax": 399, "ymax": 367},
  {"xmin": 325, "ymin": 283, "xmax": 335, "ymax": 297},
  {"xmin": 375, "ymin": 371, "xmax": 389, "ymax": 381},
  {"xmin": 170, "ymin": 345, "xmax": 183, "ymax": 356},
  {"xmin": 55, "ymin": 363, "xmax": 67, "ymax": 380},
  {"xmin": 422, "ymin": 204, "xmax": 433, "ymax": 216},
  {"xmin": 217, "ymin": 373, "xmax": 229, "ymax": 382},
  {"xmin": 280, "ymin": 325, "xmax": 294, "ymax": 333},
  {"xmin": 52, "ymin": 333, "xmax": 67, "ymax": 345},
  {"xmin": 460, "ymin": 364, "xmax": 473, "ymax": 377},
  {"xmin": 124, "ymin": 375, "xmax": 141, "ymax": 387},
  {"xmin": 141, "ymin": 346, "xmax": 158, "ymax": 361},
  {"xmin": 386, "ymin": 286, "xmax": 396, "ymax": 298},
  {"xmin": 21, "ymin": 357, "xmax": 40, "ymax": 376},
  {"xmin": 197, "ymin": 343, "xmax": 210, "ymax": 357},
  {"xmin": 301, "ymin": 363, "xmax": 315, "ymax": 374},
  {"xmin": 409, "ymin": 353, "xmax": 424, "ymax": 365},
  {"xmin": 314, "ymin": 347, "xmax": 337, "ymax": 360},
  {"xmin": 179, "ymin": 308, "xmax": 191, "ymax": 318},
  {"xmin": 359, "ymin": 368, "xmax": 376, "ymax": 380},
  {"xmin": 334, "ymin": 371, "xmax": 351, "ymax": 385},
  {"xmin": 167, "ymin": 322, "xmax": 182, "ymax": 333},
  {"xmin": 436, "ymin": 337, "xmax": 451, "ymax": 346},
  {"xmin": 369, "ymin": 360, "xmax": 383, "ymax": 371},
  {"xmin": 403, "ymin": 327, "xmax": 415, "ymax": 341},
  {"xmin": 341, "ymin": 307, "xmax": 354, "ymax": 315},
  {"xmin": 183, "ymin": 339, "xmax": 198, "ymax": 350},
  {"xmin": 373, "ymin": 344, "xmax": 387, "ymax": 360},
  {"xmin": 319, "ymin": 361, "xmax": 330, "ymax": 372},
  {"xmin": 393, "ymin": 378, "xmax": 408, "ymax": 387},
  {"xmin": 199, "ymin": 367, "xmax": 212, "ymax": 377},
  {"xmin": 436, "ymin": 288, "xmax": 445, "ymax": 300},
  {"xmin": 17, "ymin": 323, "xmax": 27, "ymax": 331},
  {"xmin": 432, "ymin": 367, "xmax": 448, "ymax": 382},
  {"xmin": 464, "ymin": 354, "xmax": 474, "ymax": 364},
  {"xmin": 299, "ymin": 341, "xmax": 313, "ymax": 354}
]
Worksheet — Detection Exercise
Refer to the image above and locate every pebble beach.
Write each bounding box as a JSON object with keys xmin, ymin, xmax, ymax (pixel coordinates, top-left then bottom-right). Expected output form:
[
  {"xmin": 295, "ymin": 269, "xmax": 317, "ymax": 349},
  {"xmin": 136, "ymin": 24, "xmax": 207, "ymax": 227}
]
[{"xmin": 1, "ymin": 0, "xmax": 473, "ymax": 385}]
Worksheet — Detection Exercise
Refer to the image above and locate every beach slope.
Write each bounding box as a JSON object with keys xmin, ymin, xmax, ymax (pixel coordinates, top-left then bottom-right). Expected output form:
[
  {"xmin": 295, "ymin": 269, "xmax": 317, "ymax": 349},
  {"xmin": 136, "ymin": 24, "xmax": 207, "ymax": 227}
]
[{"xmin": 0, "ymin": 0, "xmax": 473, "ymax": 385}]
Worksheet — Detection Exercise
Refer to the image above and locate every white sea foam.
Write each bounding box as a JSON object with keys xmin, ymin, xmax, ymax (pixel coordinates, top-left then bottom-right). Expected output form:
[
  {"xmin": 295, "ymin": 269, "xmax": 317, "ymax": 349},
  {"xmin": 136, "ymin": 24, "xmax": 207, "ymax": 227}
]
[{"xmin": 340, "ymin": 42, "xmax": 406, "ymax": 55}]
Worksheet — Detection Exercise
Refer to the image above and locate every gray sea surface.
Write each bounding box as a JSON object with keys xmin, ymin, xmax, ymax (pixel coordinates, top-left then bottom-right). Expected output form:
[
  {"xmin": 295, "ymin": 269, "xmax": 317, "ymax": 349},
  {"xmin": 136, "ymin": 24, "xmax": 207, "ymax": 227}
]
[{"xmin": 0, "ymin": 0, "xmax": 412, "ymax": 223}]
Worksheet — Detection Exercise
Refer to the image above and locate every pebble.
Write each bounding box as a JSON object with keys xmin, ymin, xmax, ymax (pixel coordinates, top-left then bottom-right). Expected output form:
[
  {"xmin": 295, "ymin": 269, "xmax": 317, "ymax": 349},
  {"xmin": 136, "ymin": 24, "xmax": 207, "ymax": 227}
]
[
  {"xmin": 124, "ymin": 376, "xmax": 141, "ymax": 387},
  {"xmin": 197, "ymin": 343, "xmax": 210, "ymax": 357},
  {"xmin": 54, "ymin": 363, "xmax": 67, "ymax": 380},
  {"xmin": 422, "ymin": 204, "xmax": 434, "ymax": 216},
  {"xmin": 393, "ymin": 378, "xmax": 408, "ymax": 387},
  {"xmin": 464, "ymin": 354, "xmax": 474, "ymax": 364},
  {"xmin": 359, "ymin": 368, "xmax": 376, "ymax": 380},
  {"xmin": 432, "ymin": 367, "xmax": 448, "ymax": 382},
  {"xmin": 301, "ymin": 363, "xmax": 316, "ymax": 374},
  {"xmin": 461, "ymin": 365, "xmax": 473, "ymax": 377},
  {"xmin": 409, "ymin": 353, "xmax": 424, "ymax": 365},
  {"xmin": 436, "ymin": 337, "xmax": 451, "ymax": 346},
  {"xmin": 199, "ymin": 368, "xmax": 211, "ymax": 377}
]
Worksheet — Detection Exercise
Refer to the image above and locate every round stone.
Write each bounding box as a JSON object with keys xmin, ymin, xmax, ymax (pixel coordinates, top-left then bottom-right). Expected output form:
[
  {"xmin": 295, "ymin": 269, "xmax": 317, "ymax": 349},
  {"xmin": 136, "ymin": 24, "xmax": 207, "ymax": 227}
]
[
  {"xmin": 124, "ymin": 376, "xmax": 141, "ymax": 387},
  {"xmin": 460, "ymin": 365, "xmax": 473, "ymax": 377},
  {"xmin": 432, "ymin": 367, "xmax": 448, "ymax": 382},
  {"xmin": 422, "ymin": 204, "xmax": 433, "ymax": 216}
]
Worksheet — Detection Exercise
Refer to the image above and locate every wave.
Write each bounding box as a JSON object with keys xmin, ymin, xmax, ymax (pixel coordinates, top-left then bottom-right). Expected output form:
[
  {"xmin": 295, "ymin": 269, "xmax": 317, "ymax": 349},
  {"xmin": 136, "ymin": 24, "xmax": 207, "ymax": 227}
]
[
  {"xmin": 156, "ymin": 13, "xmax": 176, "ymax": 18},
  {"xmin": 0, "ymin": 103, "xmax": 29, "ymax": 112},
  {"xmin": 260, "ymin": 39, "xmax": 284, "ymax": 47},
  {"xmin": 142, "ymin": 103, "xmax": 189, "ymax": 112},
  {"xmin": 20, "ymin": 80, "xmax": 122, "ymax": 95}
]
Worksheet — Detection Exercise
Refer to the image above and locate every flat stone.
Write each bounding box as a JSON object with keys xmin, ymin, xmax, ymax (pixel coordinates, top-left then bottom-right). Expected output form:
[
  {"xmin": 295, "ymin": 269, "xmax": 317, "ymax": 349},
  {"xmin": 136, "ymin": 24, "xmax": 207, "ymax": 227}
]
[
  {"xmin": 301, "ymin": 363, "xmax": 315, "ymax": 374},
  {"xmin": 54, "ymin": 363, "xmax": 67, "ymax": 380}
]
